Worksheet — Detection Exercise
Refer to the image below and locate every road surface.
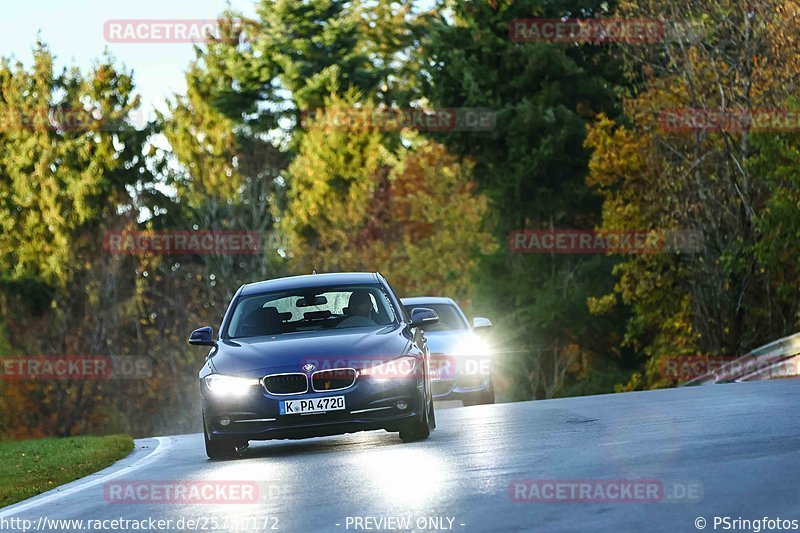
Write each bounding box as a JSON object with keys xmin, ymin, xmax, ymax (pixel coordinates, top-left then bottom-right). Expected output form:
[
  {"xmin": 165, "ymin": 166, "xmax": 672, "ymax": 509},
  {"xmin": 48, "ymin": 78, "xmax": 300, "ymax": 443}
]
[{"xmin": 2, "ymin": 380, "xmax": 798, "ymax": 532}]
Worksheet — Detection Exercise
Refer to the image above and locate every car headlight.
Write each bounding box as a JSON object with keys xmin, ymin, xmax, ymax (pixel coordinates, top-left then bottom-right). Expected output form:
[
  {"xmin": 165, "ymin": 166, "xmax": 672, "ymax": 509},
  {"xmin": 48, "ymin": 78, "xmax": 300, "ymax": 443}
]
[
  {"xmin": 453, "ymin": 337, "xmax": 493, "ymax": 358},
  {"xmin": 204, "ymin": 374, "xmax": 261, "ymax": 397},
  {"xmin": 450, "ymin": 338, "xmax": 493, "ymax": 376},
  {"xmin": 359, "ymin": 356, "xmax": 417, "ymax": 379}
]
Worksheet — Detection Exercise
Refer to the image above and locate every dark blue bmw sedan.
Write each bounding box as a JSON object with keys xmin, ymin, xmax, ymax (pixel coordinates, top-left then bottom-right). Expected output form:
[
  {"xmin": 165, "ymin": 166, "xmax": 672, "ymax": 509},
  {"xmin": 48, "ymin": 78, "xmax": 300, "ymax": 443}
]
[{"xmin": 189, "ymin": 272, "xmax": 439, "ymax": 459}]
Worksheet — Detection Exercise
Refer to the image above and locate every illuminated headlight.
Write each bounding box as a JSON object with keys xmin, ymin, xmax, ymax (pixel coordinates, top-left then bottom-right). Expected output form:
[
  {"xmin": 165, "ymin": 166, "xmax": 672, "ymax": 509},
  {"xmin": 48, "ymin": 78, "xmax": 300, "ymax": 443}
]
[
  {"xmin": 451, "ymin": 338, "xmax": 493, "ymax": 376},
  {"xmin": 359, "ymin": 356, "xmax": 417, "ymax": 379},
  {"xmin": 453, "ymin": 337, "xmax": 493, "ymax": 358},
  {"xmin": 204, "ymin": 374, "xmax": 261, "ymax": 397}
]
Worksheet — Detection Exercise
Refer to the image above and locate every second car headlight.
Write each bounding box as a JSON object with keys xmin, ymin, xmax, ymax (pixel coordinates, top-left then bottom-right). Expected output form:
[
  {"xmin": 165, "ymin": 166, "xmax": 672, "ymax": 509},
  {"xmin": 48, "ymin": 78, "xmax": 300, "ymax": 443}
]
[
  {"xmin": 204, "ymin": 374, "xmax": 261, "ymax": 397},
  {"xmin": 453, "ymin": 337, "xmax": 493, "ymax": 358}
]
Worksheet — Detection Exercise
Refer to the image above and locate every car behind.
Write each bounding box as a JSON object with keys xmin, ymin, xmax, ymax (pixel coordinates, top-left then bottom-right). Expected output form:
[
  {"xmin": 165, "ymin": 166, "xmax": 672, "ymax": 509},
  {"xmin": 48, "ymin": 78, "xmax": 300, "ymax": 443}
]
[{"xmin": 401, "ymin": 296, "xmax": 495, "ymax": 406}]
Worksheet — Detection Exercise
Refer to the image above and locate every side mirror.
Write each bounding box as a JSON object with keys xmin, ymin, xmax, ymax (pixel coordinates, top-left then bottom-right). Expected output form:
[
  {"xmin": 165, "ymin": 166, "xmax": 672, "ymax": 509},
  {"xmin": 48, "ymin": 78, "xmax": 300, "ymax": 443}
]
[
  {"xmin": 189, "ymin": 326, "xmax": 216, "ymax": 346},
  {"xmin": 409, "ymin": 308, "xmax": 439, "ymax": 329},
  {"xmin": 473, "ymin": 317, "xmax": 493, "ymax": 329}
]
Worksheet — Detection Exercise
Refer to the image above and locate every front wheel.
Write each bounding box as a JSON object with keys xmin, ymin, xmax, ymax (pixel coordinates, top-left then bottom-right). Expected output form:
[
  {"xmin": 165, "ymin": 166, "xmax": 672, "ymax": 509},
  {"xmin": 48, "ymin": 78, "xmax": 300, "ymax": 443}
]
[
  {"xmin": 203, "ymin": 420, "xmax": 239, "ymax": 460},
  {"xmin": 399, "ymin": 398, "xmax": 435, "ymax": 442}
]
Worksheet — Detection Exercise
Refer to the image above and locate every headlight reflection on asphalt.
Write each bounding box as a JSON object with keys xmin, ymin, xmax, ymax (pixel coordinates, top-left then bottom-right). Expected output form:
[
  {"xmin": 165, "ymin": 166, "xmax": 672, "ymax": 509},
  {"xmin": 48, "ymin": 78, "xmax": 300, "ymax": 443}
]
[
  {"xmin": 194, "ymin": 459, "xmax": 284, "ymax": 507},
  {"xmin": 356, "ymin": 448, "xmax": 446, "ymax": 506}
]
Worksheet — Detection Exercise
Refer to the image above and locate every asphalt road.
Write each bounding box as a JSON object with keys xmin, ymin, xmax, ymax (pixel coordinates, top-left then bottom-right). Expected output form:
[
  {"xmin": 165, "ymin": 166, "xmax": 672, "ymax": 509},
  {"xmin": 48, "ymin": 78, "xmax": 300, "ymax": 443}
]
[{"xmin": 2, "ymin": 380, "xmax": 799, "ymax": 533}]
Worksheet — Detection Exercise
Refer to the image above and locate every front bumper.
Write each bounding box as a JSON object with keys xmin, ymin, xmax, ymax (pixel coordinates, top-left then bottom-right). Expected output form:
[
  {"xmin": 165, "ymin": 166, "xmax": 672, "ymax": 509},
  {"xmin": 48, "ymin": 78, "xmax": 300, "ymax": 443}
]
[
  {"xmin": 431, "ymin": 374, "xmax": 492, "ymax": 401},
  {"xmin": 202, "ymin": 375, "xmax": 424, "ymax": 441}
]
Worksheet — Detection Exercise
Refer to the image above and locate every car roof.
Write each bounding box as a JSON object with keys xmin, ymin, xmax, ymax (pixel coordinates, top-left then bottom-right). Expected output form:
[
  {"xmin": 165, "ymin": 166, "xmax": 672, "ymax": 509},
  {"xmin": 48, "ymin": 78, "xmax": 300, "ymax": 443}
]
[
  {"xmin": 240, "ymin": 272, "xmax": 380, "ymax": 295},
  {"xmin": 401, "ymin": 296, "xmax": 458, "ymax": 306}
]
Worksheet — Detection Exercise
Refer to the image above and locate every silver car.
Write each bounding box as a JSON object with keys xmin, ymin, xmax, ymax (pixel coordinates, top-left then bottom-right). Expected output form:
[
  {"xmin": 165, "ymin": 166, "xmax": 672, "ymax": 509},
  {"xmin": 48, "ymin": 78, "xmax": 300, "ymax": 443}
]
[{"xmin": 401, "ymin": 297, "xmax": 494, "ymax": 406}]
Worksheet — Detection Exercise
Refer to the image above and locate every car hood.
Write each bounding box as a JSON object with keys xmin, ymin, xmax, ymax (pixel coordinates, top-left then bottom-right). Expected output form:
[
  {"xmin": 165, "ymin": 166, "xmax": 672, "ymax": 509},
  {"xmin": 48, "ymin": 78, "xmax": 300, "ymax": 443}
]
[{"xmin": 208, "ymin": 325, "xmax": 411, "ymax": 377}]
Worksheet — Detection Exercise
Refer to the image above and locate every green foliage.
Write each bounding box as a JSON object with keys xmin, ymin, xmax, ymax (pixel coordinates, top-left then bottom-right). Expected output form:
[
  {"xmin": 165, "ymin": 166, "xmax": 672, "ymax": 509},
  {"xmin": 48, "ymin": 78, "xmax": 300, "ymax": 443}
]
[
  {"xmin": 418, "ymin": 0, "xmax": 630, "ymax": 398},
  {"xmin": 3, "ymin": 0, "xmax": 800, "ymax": 441},
  {"xmin": 281, "ymin": 94, "xmax": 390, "ymax": 270},
  {"xmin": 282, "ymin": 94, "xmax": 494, "ymax": 298},
  {"xmin": 0, "ymin": 44, "xmax": 147, "ymax": 289},
  {"xmin": 246, "ymin": 0, "xmax": 415, "ymax": 110},
  {"xmin": 0, "ymin": 45, "xmax": 175, "ymax": 439}
]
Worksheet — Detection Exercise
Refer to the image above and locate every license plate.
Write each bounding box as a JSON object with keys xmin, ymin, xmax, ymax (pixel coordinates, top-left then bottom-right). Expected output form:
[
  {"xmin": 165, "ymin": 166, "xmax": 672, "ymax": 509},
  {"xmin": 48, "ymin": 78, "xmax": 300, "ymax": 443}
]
[{"xmin": 280, "ymin": 396, "xmax": 346, "ymax": 415}]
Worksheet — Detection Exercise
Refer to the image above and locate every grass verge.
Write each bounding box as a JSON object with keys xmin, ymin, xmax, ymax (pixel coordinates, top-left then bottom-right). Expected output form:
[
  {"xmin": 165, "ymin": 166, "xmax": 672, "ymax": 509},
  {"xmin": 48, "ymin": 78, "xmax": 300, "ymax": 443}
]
[{"xmin": 0, "ymin": 435, "xmax": 134, "ymax": 508}]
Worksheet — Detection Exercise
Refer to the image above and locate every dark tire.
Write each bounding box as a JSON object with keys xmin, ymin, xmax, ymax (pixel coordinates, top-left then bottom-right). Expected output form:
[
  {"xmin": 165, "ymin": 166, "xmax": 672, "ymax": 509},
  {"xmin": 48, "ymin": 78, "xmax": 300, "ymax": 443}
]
[
  {"xmin": 203, "ymin": 420, "xmax": 239, "ymax": 460},
  {"xmin": 400, "ymin": 396, "xmax": 434, "ymax": 442}
]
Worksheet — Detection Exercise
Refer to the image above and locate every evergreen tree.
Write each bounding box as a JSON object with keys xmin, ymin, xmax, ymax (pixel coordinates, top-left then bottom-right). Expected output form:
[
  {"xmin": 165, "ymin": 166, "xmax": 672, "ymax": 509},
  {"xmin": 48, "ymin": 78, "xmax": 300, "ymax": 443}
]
[{"xmin": 418, "ymin": 0, "xmax": 631, "ymax": 398}]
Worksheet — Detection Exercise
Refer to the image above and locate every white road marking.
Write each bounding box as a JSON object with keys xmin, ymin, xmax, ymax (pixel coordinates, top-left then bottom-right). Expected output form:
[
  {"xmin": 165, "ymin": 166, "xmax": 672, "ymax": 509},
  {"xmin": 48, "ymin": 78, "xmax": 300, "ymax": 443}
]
[{"xmin": 0, "ymin": 436, "xmax": 172, "ymax": 518}]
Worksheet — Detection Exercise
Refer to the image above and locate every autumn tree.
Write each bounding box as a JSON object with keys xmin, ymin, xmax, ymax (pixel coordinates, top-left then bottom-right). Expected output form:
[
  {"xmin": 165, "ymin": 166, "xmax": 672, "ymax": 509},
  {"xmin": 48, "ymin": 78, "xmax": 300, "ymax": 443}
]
[
  {"xmin": 281, "ymin": 95, "xmax": 494, "ymax": 299},
  {"xmin": 0, "ymin": 43, "xmax": 158, "ymax": 437},
  {"xmin": 586, "ymin": 0, "xmax": 800, "ymax": 387}
]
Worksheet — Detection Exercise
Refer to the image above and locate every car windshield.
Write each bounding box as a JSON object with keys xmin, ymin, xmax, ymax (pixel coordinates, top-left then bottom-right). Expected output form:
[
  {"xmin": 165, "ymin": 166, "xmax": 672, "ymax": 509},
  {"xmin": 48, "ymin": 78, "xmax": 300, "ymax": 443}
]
[
  {"xmin": 226, "ymin": 284, "xmax": 397, "ymax": 338},
  {"xmin": 403, "ymin": 303, "xmax": 468, "ymax": 332}
]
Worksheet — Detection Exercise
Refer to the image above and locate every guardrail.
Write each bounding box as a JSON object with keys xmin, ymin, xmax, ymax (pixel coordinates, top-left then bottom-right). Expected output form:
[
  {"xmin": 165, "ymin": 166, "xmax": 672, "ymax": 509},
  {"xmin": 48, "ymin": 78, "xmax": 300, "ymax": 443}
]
[{"xmin": 682, "ymin": 332, "xmax": 800, "ymax": 385}]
